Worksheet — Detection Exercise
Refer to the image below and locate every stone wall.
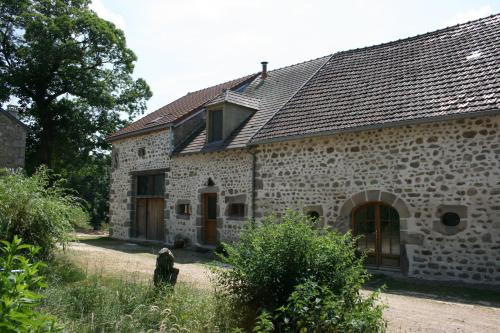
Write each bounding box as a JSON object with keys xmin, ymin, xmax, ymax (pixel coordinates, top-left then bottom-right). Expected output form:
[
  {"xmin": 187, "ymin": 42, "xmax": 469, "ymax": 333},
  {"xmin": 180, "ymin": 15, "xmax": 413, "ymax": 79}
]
[
  {"xmin": 168, "ymin": 149, "xmax": 253, "ymax": 245},
  {"xmin": 254, "ymin": 115, "xmax": 500, "ymax": 284},
  {"xmin": 109, "ymin": 129, "xmax": 171, "ymax": 239},
  {"xmin": 0, "ymin": 112, "xmax": 26, "ymax": 169}
]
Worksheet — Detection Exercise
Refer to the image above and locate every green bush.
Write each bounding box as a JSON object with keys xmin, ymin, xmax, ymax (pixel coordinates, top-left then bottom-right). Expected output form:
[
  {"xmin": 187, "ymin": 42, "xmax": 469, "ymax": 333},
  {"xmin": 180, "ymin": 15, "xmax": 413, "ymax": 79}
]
[
  {"xmin": 215, "ymin": 210, "xmax": 386, "ymax": 331},
  {"xmin": 0, "ymin": 168, "xmax": 87, "ymax": 258},
  {"xmin": 275, "ymin": 280, "xmax": 385, "ymax": 332},
  {"xmin": 0, "ymin": 236, "xmax": 60, "ymax": 332}
]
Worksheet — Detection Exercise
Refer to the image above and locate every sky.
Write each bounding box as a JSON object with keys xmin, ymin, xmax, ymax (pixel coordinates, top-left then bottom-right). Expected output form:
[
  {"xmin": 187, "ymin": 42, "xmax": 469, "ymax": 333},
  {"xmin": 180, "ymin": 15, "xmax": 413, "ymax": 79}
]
[{"xmin": 90, "ymin": 0, "xmax": 500, "ymax": 119}]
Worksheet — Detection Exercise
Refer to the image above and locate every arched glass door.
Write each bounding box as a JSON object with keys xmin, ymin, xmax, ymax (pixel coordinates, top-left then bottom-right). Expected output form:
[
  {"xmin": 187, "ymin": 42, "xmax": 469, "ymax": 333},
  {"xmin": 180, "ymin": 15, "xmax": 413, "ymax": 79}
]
[{"xmin": 353, "ymin": 203, "xmax": 400, "ymax": 268}]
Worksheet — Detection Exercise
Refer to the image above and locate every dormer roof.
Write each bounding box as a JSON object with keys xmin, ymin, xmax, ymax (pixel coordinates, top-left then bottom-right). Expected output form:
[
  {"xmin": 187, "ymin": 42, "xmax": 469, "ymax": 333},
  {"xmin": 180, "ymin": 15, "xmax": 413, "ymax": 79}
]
[{"xmin": 206, "ymin": 90, "xmax": 260, "ymax": 110}]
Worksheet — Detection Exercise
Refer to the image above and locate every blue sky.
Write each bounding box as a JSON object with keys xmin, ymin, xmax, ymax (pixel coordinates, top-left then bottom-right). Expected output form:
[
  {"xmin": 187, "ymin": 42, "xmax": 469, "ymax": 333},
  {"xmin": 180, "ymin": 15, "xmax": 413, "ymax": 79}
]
[{"xmin": 90, "ymin": 0, "xmax": 500, "ymax": 118}]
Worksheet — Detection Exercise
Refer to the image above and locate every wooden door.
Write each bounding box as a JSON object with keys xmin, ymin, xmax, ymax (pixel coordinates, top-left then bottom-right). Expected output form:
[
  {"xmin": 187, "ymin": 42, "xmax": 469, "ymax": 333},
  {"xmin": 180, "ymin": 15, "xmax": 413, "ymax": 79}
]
[
  {"xmin": 203, "ymin": 193, "xmax": 218, "ymax": 245},
  {"xmin": 147, "ymin": 198, "xmax": 165, "ymax": 241},
  {"xmin": 353, "ymin": 203, "xmax": 400, "ymax": 268},
  {"xmin": 136, "ymin": 198, "xmax": 165, "ymax": 241},
  {"xmin": 136, "ymin": 198, "xmax": 148, "ymax": 238}
]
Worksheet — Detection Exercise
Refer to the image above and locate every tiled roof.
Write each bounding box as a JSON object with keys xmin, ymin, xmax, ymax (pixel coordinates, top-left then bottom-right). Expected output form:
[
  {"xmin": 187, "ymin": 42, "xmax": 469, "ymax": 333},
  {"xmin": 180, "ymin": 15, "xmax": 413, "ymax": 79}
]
[
  {"xmin": 177, "ymin": 55, "xmax": 330, "ymax": 154},
  {"xmin": 252, "ymin": 14, "xmax": 500, "ymax": 143},
  {"xmin": 108, "ymin": 73, "xmax": 258, "ymax": 140},
  {"xmin": 0, "ymin": 109, "xmax": 29, "ymax": 131},
  {"xmin": 206, "ymin": 90, "xmax": 260, "ymax": 110}
]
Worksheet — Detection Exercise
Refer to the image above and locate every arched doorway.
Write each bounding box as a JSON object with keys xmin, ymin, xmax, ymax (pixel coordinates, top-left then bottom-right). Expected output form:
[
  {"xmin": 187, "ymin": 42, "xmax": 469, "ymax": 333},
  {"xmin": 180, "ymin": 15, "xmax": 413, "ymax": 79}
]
[{"xmin": 352, "ymin": 202, "xmax": 400, "ymax": 268}]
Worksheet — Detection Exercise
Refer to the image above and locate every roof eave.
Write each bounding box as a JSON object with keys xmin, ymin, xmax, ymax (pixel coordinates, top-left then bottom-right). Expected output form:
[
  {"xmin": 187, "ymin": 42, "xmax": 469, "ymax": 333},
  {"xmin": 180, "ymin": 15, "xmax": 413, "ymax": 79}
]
[
  {"xmin": 249, "ymin": 108, "xmax": 500, "ymax": 146},
  {"xmin": 107, "ymin": 123, "xmax": 173, "ymax": 142}
]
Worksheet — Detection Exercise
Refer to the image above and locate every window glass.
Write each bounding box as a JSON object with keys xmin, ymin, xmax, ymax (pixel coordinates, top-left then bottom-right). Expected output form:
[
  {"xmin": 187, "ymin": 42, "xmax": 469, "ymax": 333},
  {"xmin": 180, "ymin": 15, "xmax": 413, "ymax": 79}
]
[
  {"xmin": 229, "ymin": 203, "xmax": 245, "ymax": 218},
  {"xmin": 442, "ymin": 212, "xmax": 460, "ymax": 226},
  {"xmin": 136, "ymin": 174, "xmax": 164, "ymax": 196},
  {"xmin": 207, "ymin": 195, "xmax": 217, "ymax": 219},
  {"xmin": 177, "ymin": 203, "xmax": 191, "ymax": 215},
  {"xmin": 209, "ymin": 110, "xmax": 223, "ymax": 142},
  {"xmin": 137, "ymin": 175, "xmax": 149, "ymax": 195}
]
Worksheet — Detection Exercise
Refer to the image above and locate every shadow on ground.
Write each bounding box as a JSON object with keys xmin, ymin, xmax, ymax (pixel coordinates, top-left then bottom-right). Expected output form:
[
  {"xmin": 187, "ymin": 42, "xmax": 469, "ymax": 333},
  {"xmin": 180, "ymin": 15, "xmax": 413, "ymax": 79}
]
[
  {"xmin": 76, "ymin": 236, "xmax": 218, "ymax": 265},
  {"xmin": 365, "ymin": 273, "xmax": 500, "ymax": 308}
]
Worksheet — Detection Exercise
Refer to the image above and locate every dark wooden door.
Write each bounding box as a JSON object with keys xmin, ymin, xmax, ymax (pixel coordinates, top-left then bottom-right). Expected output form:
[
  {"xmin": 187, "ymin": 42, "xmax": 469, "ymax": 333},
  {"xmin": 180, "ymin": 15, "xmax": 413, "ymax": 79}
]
[
  {"xmin": 203, "ymin": 193, "xmax": 218, "ymax": 245},
  {"xmin": 353, "ymin": 203, "xmax": 400, "ymax": 268},
  {"xmin": 136, "ymin": 198, "xmax": 165, "ymax": 241}
]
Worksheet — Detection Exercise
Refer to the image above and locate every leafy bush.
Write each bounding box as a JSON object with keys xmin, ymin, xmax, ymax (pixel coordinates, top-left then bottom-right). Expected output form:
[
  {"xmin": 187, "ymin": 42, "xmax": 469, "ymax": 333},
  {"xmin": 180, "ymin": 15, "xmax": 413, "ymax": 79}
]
[
  {"xmin": 0, "ymin": 168, "xmax": 87, "ymax": 258},
  {"xmin": 0, "ymin": 236, "xmax": 60, "ymax": 332},
  {"xmin": 215, "ymin": 210, "xmax": 386, "ymax": 331},
  {"xmin": 275, "ymin": 280, "xmax": 385, "ymax": 332}
]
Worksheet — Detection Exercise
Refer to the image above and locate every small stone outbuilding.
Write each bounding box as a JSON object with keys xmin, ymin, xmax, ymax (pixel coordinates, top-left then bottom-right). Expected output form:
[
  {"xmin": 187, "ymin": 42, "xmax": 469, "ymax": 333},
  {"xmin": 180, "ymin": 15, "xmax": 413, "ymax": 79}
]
[
  {"xmin": 109, "ymin": 15, "xmax": 500, "ymax": 285},
  {"xmin": 0, "ymin": 107, "xmax": 28, "ymax": 169}
]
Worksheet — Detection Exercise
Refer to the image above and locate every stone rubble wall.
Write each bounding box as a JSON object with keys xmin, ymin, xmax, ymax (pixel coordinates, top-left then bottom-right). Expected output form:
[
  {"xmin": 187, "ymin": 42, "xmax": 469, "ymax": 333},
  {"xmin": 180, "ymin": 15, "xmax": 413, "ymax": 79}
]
[
  {"xmin": 0, "ymin": 113, "xmax": 26, "ymax": 169},
  {"xmin": 109, "ymin": 129, "xmax": 171, "ymax": 239},
  {"xmin": 168, "ymin": 149, "xmax": 253, "ymax": 245},
  {"xmin": 254, "ymin": 115, "xmax": 500, "ymax": 284}
]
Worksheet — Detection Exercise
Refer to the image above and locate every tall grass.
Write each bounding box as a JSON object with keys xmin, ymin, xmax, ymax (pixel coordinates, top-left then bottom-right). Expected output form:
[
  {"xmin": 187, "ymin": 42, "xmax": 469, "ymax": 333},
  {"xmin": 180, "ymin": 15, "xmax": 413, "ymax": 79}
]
[{"xmin": 40, "ymin": 256, "xmax": 240, "ymax": 333}]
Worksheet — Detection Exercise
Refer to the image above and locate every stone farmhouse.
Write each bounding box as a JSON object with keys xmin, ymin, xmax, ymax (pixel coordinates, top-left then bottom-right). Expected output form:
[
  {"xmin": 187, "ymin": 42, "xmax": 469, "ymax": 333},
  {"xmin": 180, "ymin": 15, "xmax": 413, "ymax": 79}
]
[
  {"xmin": 0, "ymin": 106, "xmax": 28, "ymax": 169},
  {"xmin": 109, "ymin": 15, "xmax": 500, "ymax": 285}
]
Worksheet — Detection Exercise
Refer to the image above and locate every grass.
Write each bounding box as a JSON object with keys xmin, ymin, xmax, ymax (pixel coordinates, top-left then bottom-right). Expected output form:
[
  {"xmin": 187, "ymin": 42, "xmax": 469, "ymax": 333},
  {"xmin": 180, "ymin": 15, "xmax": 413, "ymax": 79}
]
[{"xmin": 40, "ymin": 254, "xmax": 240, "ymax": 333}]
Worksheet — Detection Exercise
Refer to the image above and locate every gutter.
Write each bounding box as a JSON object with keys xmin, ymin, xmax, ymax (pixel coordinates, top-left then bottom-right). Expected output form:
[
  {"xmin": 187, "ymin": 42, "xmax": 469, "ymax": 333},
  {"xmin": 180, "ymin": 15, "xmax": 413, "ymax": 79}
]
[
  {"xmin": 248, "ymin": 146, "xmax": 257, "ymax": 221},
  {"xmin": 249, "ymin": 108, "xmax": 500, "ymax": 146}
]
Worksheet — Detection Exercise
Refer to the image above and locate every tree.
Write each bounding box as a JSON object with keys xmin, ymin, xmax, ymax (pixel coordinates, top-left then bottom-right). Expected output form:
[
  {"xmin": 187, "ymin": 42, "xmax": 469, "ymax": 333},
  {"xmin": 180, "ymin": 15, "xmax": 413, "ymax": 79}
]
[{"xmin": 0, "ymin": 0, "xmax": 151, "ymax": 227}]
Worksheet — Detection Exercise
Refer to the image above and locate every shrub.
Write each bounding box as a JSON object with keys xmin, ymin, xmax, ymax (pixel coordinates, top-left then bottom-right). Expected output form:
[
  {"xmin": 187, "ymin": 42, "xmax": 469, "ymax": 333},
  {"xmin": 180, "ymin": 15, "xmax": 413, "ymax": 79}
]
[
  {"xmin": 275, "ymin": 280, "xmax": 386, "ymax": 332},
  {"xmin": 0, "ymin": 236, "xmax": 60, "ymax": 332},
  {"xmin": 0, "ymin": 168, "xmax": 87, "ymax": 258},
  {"xmin": 215, "ymin": 210, "xmax": 385, "ymax": 331}
]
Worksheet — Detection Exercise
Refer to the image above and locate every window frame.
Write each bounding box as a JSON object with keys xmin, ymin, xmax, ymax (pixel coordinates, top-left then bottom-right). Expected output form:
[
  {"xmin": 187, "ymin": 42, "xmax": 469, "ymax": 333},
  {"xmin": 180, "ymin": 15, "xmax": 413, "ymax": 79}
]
[
  {"xmin": 136, "ymin": 174, "xmax": 165, "ymax": 197},
  {"xmin": 228, "ymin": 203, "xmax": 246, "ymax": 219}
]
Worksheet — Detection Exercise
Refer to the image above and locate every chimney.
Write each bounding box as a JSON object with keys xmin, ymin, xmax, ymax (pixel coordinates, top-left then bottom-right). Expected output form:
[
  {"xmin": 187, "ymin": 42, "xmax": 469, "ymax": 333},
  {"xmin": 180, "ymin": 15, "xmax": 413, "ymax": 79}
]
[
  {"xmin": 261, "ymin": 61, "xmax": 268, "ymax": 79},
  {"xmin": 7, "ymin": 105, "xmax": 20, "ymax": 119}
]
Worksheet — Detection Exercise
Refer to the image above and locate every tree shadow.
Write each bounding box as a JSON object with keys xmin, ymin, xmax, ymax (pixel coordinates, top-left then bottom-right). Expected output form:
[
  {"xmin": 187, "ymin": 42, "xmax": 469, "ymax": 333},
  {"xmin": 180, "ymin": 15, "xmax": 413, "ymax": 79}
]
[
  {"xmin": 76, "ymin": 236, "xmax": 218, "ymax": 265},
  {"xmin": 364, "ymin": 273, "xmax": 500, "ymax": 308}
]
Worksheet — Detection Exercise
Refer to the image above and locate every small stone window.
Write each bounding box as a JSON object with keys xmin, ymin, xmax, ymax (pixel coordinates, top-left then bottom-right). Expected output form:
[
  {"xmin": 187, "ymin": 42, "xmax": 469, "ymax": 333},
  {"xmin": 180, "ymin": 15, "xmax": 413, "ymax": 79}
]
[
  {"xmin": 138, "ymin": 147, "xmax": 146, "ymax": 157},
  {"xmin": 228, "ymin": 203, "xmax": 245, "ymax": 218},
  {"xmin": 441, "ymin": 212, "xmax": 460, "ymax": 227},
  {"xmin": 177, "ymin": 203, "xmax": 191, "ymax": 216},
  {"xmin": 307, "ymin": 211, "xmax": 320, "ymax": 221}
]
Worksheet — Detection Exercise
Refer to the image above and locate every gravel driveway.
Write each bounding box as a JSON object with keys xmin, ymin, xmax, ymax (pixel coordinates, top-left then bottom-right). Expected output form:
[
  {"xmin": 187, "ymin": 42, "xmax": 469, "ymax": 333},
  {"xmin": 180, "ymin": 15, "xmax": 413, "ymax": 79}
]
[{"xmin": 67, "ymin": 237, "xmax": 500, "ymax": 333}]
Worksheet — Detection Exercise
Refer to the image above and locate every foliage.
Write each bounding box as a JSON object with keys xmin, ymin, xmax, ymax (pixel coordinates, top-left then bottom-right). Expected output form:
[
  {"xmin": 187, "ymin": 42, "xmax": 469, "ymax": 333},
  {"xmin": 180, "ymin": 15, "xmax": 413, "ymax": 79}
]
[
  {"xmin": 215, "ymin": 210, "xmax": 386, "ymax": 331},
  {"xmin": 216, "ymin": 210, "xmax": 367, "ymax": 308},
  {"xmin": 0, "ymin": 236, "xmax": 61, "ymax": 332},
  {"xmin": 0, "ymin": 168, "xmax": 87, "ymax": 258},
  {"xmin": 41, "ymin": 255, "xmax": 241, "ymax": 333},
  {"xmin": 274, "ymin": 280, "xmax": 386, "ymax": 332},
  {"xmin": 0, "ymin": 0, "xmax": 152, "ymax": 227}
]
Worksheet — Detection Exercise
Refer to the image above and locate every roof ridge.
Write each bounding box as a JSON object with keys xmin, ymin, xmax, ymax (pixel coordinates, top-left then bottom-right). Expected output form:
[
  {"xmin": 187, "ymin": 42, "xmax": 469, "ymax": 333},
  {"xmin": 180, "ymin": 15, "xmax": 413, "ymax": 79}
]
[{"xmin": 334, "ymin": 13, "xmax": 499, "ymax": 56}]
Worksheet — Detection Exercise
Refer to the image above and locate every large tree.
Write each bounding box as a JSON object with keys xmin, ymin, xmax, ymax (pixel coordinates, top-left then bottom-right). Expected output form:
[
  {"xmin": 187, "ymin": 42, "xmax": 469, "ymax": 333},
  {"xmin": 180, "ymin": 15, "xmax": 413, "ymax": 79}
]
[
  {"xmin": 0, "ymin": 0, "xmax": 151, "ymax": 227},
  {"xmin": 0, "ymin": 0, "xmax": 151, "ymax": 169}
]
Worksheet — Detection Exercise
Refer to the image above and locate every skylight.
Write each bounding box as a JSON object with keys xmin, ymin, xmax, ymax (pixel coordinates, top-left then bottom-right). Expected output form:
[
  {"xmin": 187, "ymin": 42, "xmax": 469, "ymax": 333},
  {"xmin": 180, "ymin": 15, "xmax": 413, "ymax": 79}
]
[{"xmin": 466, "ymin": 51, "xmax": 482, "ymax": 61}]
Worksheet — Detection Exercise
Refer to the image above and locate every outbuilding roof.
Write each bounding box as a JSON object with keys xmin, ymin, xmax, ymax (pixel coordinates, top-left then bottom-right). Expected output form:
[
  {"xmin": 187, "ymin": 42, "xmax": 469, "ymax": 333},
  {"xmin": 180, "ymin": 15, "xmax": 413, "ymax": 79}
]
[
  {"xmin": 108, "ymin": 73, "xmax": 258, "ymax": 141},
  {"xmin": 252, "ymin": 14, "xmax": 500, "ymax": 143}
]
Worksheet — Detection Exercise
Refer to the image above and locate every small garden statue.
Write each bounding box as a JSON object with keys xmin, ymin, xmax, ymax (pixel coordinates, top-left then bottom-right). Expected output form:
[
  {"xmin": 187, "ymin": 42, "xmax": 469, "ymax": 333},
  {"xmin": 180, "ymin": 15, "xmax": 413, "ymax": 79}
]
[{"xmin": 153, "ymin": 248, "xmax": 179, "ymax": 287}]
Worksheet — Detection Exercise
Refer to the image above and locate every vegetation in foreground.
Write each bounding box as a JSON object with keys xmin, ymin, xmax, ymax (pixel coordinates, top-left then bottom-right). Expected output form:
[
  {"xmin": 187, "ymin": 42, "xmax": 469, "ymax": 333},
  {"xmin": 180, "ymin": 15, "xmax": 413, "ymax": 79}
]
[
  {"xmin": 0, "ymin": 168, "xmax": 87, "ymax": 259},
  {"xmin": 216, "ymin": 211, "xmax": 386, "ymax": 332}
]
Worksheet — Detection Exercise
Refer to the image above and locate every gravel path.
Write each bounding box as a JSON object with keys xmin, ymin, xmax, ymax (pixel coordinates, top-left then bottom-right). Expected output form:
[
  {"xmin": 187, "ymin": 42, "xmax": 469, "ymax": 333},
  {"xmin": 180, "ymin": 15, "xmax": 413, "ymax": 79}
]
[{"xmin": 67, "ymin": 239, "xmax": 500, "ymax": 333}]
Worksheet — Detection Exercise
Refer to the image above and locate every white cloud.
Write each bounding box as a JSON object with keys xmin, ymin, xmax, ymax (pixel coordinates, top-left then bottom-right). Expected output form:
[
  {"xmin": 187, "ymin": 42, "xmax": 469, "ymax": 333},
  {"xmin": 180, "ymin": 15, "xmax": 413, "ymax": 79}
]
[
  {"xmin": 444, "ymin": 5, "xmax": 492, "ymax": 26},
  {"xmin": 90, "ymin": 0, "xmax": 126, "ymax": 30}
]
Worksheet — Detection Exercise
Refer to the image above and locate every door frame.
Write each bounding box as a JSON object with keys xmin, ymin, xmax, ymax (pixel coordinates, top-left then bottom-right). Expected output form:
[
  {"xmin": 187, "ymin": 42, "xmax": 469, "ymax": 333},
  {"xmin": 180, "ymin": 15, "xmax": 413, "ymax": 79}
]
[
  {"xmin": 203, "ymin": 193, "xmax": 218, "ymax": 245},
  {"xmin": 352, "ymin": 201, "xmax": 400, "ymax": 268}
]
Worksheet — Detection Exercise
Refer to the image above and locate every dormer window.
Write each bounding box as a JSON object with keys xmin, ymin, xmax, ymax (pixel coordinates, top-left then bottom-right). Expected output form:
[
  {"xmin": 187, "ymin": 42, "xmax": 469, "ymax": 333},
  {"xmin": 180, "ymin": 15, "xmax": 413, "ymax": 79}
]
[{"xmin": 208, "ymin": 109, "xmax": 223, "ymax": 143}]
